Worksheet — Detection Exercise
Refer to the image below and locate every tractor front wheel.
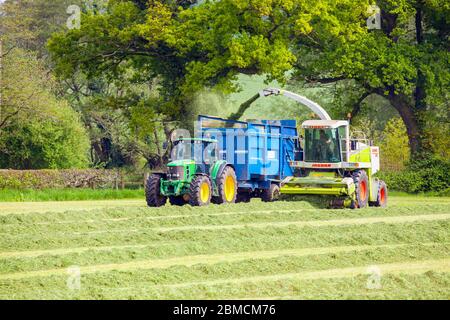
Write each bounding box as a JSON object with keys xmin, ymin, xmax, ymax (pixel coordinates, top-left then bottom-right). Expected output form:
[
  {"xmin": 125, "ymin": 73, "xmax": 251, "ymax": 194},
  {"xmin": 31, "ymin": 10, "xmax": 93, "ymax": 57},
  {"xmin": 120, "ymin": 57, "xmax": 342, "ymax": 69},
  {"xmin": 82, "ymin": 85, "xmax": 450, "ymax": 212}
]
[
  {"xmin": 146, "ymin": 174, "xmax": 167, "ymax": 207},
  {"xmin": 214, "ymin": 166, "xmax": 237, "ymax": 204},
  {"xmin": 352, "ymin": 170, "xmax": 369, "ymax": 208},
  {"xmin": 261, "ymin": 184, "xmax": 280, "ymax": 202},
  {"xmin": 189, "ymin": 175, "xmax": 212, "ymax": 206}
]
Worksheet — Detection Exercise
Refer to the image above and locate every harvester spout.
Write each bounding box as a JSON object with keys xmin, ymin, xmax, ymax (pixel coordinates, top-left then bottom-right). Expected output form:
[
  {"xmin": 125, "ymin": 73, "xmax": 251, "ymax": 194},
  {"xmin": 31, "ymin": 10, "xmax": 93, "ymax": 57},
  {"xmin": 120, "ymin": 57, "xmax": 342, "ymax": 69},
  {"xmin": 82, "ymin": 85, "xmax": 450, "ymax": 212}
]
[
  {"xmin": 260, "ymin": 88, "xmax": 332, "ymax": 120},
  {"xmin": 227, "ymin": 87, "xmax": 332, "ymax": 122}
]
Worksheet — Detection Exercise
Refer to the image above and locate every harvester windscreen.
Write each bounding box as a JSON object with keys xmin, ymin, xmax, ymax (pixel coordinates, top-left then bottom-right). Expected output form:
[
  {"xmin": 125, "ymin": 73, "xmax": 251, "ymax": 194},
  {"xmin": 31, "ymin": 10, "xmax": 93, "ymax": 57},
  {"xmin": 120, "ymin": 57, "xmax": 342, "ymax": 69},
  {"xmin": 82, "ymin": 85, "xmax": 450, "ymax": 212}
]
[{"xmin": 304, "ymin": 128, "xmax": 341, "ymax": 163}]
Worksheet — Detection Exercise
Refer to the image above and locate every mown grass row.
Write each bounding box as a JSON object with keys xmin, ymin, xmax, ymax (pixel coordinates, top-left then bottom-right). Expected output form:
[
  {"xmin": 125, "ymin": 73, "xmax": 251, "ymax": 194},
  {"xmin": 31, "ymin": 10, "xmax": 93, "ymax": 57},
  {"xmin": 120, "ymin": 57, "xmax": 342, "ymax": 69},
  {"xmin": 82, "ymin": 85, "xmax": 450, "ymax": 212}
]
[
  {"xmin": 0, "ymin": 197, "xmax": 449, "ymax": 299},
  {"xmin": 0, "ymin": 244, "xmax": 448, "ymax": 299}
]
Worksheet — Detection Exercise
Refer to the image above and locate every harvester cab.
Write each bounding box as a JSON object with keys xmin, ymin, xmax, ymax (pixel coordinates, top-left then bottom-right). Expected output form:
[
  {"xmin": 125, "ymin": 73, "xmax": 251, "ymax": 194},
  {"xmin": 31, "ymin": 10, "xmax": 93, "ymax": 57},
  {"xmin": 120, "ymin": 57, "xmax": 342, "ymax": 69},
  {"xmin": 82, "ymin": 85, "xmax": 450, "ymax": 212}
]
[{"xmin": 146, "ymin": 138, "xmax": 238, "ymax": 207}]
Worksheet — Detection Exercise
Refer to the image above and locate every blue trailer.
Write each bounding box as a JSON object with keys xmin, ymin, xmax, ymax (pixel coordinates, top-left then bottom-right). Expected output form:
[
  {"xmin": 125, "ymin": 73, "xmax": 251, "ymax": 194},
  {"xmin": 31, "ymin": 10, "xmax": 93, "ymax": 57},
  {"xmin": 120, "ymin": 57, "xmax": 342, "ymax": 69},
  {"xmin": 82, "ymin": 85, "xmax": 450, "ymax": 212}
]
[{"xmin": 197, "ymin": 115, "xmax": 300, "ymax": 202}]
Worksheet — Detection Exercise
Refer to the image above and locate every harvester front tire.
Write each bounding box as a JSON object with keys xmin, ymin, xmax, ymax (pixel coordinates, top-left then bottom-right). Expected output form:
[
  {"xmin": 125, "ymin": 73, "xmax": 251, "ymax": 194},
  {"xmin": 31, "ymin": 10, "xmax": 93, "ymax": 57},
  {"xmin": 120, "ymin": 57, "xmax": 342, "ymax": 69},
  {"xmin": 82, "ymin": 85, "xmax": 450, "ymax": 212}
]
[
  {"xmin": 169, "ymin": 196, "xmax": 186, "ymax": 206},
  {"xmin": 146, "ymin": 174, "xmax": 167, "ymax": 207},
  {"xmin": 189, "ymin": 175, "xmax": 212, "ymax": 206},
  {"xmin": 371, "ymin": 180, "xmax": 388, "ymax": 208},
  {"xmin": 352, "ymin": 170, "xmax": 369, "ymax": 208},
  {"xmin": 215, "ymin": 166, "xmax": 237, "ymax": 204},
  {"xmin": 262, "ymin": 184, "xmax": 280, "ymax": 202}
]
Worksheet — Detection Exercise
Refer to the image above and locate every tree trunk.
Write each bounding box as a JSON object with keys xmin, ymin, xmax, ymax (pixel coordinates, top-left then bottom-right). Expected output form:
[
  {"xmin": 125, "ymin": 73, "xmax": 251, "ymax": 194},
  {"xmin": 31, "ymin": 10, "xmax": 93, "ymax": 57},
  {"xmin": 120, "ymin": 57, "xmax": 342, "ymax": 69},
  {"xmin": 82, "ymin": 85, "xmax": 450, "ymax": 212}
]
[{"xmin": 388, "ymin": 93, "xmax": 422, "ymax": 157}]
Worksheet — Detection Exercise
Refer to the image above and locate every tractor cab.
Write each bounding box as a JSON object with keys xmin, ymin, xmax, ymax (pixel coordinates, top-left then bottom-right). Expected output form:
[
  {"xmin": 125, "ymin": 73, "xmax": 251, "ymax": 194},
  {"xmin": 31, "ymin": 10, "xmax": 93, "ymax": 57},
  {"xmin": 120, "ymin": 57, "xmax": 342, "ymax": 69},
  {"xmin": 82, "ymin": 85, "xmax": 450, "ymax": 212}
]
[{"xmin": 170, "ymin": 138, "xmax": 219, "ymax": 165}]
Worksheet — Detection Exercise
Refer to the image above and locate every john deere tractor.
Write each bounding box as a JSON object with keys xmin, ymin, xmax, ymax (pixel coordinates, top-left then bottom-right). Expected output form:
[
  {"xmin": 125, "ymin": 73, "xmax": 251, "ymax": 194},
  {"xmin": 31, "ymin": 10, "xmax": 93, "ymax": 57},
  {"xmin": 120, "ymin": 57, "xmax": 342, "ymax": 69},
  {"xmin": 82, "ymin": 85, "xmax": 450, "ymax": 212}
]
[{"xmin": 146, "ymin": 138, "xmax": 238, "ymax": 207}]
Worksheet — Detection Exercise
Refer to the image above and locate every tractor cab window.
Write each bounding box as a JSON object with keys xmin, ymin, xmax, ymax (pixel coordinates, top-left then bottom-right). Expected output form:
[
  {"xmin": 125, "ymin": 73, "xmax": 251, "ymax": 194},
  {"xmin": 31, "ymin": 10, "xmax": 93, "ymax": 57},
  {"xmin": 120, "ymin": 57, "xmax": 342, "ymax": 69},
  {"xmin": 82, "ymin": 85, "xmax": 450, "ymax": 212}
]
[
  {"xmin": 172, "ymin": 140, "xmax": 193, "ymax": 161},
  {"xmin": 304, "ymin": 128, "xmax": 341, "ymax": 163},
  {"xmin": 172, "ymin": 140, "xmax": 217, "ymax": 163}
]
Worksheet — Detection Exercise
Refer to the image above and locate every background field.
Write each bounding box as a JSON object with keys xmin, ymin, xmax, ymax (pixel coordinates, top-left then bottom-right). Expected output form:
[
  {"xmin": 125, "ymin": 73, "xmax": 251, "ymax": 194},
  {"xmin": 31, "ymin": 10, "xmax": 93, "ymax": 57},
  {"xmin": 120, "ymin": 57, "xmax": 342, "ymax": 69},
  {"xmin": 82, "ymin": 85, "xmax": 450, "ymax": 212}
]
[{"xmin": 0, "ymin": 196, "xmax": 449, "ymax": 300}]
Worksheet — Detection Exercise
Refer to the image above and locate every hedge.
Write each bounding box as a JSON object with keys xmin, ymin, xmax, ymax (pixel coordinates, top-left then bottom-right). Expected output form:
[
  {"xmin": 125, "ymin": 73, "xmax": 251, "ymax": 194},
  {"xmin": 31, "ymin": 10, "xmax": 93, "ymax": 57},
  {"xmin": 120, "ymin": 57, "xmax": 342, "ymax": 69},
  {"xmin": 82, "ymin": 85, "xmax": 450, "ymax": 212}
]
[
  {"xmin": 0, "ymin": 170, "xmax": 121, "ymax": 190},
  {"xmin": 377, "ymin": 155, "xmax": 450, "ymax": 194}
]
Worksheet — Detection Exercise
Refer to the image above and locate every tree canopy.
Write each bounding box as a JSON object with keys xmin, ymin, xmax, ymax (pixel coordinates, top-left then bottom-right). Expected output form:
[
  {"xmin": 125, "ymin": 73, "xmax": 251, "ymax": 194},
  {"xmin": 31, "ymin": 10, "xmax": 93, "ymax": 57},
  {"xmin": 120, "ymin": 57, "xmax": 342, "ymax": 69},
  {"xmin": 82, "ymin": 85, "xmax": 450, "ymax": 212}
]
[{"xmin": 48, "ymin": 0, "xmax": 449, "ymax": 158}]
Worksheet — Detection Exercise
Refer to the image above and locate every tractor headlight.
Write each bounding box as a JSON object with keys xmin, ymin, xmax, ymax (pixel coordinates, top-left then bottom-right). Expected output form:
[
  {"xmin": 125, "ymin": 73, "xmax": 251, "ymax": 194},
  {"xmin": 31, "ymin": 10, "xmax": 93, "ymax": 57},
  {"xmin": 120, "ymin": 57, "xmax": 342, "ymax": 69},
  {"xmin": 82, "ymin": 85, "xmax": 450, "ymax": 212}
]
[{"xmin": 167, "ymin": 166, "xmax": 184, "ymax": 180}]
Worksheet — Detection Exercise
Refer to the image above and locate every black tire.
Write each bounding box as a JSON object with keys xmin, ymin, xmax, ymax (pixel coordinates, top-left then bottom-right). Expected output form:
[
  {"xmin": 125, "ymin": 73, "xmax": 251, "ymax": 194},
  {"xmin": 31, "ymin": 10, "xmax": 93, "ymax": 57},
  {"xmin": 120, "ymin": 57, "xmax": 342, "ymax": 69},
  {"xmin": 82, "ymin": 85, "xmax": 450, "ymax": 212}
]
[
  {"xmin": 261, "ymin": 184, "xmax": 280, "ymax": 202},
  {"xmin": 371, "ymin": 180, "xmax": 388, "ymax": 208},
  {"xmin": 215, "ymin": 166, "xmax": 237, "ymax": 204},
  {"xmin": 352, "ymin": 170, "xmax": 369, "ymax": 208},
  {"xmin": 189, "ymin": 175, "xmax": 212, "ymax": 206},
  {"xmin": 236, "ymin": 192, "xmax": 251, "ymax": 203},
  {"xmin": 169, "ymin": 196, "xmax": 186, "ymax": 206},
  {"xmin": 146, "ymin": 174, "xmax": 167, "ymax": 207}
]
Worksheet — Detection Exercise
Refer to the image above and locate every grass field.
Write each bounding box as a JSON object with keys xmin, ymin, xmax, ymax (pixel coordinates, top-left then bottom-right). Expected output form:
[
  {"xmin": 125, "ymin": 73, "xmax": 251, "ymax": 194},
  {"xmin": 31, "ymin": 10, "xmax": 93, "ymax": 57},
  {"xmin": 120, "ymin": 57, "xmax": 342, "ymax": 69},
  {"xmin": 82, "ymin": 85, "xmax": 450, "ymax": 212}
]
[
  {"xmin": 0, "ymin": 196, "xmax": 449, "ymax": 300},
  {"xmin": 0, "ymin": 189, "xmax": 144, "ymax": 202}
]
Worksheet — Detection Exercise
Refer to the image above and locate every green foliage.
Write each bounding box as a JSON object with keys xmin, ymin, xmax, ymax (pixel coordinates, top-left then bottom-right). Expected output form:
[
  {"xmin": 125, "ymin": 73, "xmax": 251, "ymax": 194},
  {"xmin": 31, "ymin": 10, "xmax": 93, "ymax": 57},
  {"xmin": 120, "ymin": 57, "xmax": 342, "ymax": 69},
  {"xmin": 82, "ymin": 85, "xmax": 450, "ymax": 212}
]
[
  {"xmin": 378, "ymin": 118, "xmax": 410, "ymax": 171},
  {"xmin": 378, "ymin": 155, "xmax": 450, "ymax": 193},
  {"xmin": 0, "ymin": 106, "xmax": 89, "ymax": 169},
  {"xmin": 0, "ymin": 48, "xmax": 90, "ymax": 169}
]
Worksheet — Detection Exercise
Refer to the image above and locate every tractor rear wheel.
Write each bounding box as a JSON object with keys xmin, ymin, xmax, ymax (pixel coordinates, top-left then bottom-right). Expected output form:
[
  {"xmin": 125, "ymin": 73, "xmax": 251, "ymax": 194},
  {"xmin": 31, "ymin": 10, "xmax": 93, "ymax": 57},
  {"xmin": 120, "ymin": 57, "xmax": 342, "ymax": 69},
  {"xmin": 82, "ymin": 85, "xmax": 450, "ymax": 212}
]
[
  {"xmin": 352, "ymin": 170, "xmax": 369, "ymax": 208},
  {"xmin": 261, "ymin": 184, "xmax": 280, "ymax": 202},
  {"xmin": 371, "ymin": 180, "xmax": 388, "ymax": 208},
  {"xmin": 215, "ymin": 166, "xmax": 237, "ymax": 204},
  {"xmin": 169, "ymin": 196, "xmax": 186, "ymax": 206},
  {"xmin": 189, "ymin": 175, "xmax": 212, "ymax": 206},
  {"xmin": 146, "ymin": 174, "xmax": 167, "ymax": 207}
]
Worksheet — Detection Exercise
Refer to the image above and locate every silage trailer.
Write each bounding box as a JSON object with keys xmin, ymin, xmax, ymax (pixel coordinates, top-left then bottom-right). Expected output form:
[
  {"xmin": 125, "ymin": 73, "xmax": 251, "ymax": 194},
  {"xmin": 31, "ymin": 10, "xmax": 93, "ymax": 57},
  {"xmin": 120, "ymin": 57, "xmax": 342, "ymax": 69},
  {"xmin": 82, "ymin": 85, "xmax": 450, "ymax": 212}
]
[{"xmin": 146, "ymin": 115, "xmax": 300, "ymax": 206}]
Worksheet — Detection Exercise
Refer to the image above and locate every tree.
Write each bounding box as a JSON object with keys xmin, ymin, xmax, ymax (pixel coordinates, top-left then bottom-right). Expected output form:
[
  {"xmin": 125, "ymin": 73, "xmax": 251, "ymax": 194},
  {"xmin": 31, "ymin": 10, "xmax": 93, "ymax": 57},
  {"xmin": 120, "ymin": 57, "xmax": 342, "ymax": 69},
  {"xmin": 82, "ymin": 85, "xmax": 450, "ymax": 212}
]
[
  {"xmin": 292, "ymin": 0, "xmax": 449, "ymax": 157},
  {"xmin": 48, "ymin": 0, "xmax": 449, "ymax": 158},
  {"xmin": 0, "ymin": 48, "xmax": 89, "ymax": 169}
]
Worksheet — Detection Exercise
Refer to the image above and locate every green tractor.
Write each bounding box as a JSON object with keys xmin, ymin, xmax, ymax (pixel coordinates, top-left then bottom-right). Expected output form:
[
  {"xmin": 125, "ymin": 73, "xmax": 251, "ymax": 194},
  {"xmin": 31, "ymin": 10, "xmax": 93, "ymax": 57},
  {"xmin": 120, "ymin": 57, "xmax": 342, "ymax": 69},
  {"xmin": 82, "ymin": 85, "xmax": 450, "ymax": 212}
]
[{"xmin": 145, "ymin": 138, "xmax": 238, "ymax": 207}]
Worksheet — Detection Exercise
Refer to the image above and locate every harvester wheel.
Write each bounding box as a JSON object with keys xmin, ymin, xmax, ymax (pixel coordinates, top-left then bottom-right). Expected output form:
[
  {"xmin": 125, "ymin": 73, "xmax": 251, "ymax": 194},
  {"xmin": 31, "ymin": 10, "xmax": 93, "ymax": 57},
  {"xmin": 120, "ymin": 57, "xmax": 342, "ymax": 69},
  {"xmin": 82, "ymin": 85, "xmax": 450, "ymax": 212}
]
[
  {"xmin": 262, "ymin": 184, "xmax": 280, "ymax": 202},
  {"xmin": 215, "ymin": 166, "xmax": 237, "ymax": 204},
  {"xmin": 352, "ymin": 170, "xmax": 369, "ymax": 208},
  {"xmin": 371, "ymin": 180, "xmax": 388, "ymax": 208},
  {"xmin": 169, "ymin": 196, "xmax": 186, "ymax": 206},
  {"xmin": 189, "ymin": 175, "xmax": 212, "ymax": 206},
  {"xmin": 146, "ymin": 174, "xmax": 167, "ymax": 207}
]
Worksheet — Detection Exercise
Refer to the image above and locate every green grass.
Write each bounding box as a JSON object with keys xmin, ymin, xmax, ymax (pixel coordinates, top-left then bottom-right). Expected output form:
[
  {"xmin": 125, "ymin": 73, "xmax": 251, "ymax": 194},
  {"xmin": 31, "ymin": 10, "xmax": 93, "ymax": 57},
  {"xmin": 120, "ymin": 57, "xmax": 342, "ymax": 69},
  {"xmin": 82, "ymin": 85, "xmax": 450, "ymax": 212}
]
[
  {"xmin": 0, "ymin": 195, "xmax": 449, "ymax": 300},
  {"xmin": 0, "ymin": 188, "xmax": 445, "ymax": 203},
  {"xmin": 0, "ymin": 188, "xmax": 144, "ymax": 202}
]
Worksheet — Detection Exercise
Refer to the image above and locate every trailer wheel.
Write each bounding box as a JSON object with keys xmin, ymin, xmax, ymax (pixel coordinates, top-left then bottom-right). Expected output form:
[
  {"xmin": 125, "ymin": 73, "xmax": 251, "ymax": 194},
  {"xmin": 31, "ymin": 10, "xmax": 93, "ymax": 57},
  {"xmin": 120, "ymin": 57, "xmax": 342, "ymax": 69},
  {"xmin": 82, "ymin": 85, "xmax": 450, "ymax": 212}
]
[
  {"xmin": 215, "ymin": 166, "xmax": 237, "ymax": 204},
  {"xmin": 352, "ymin": 170, "xmax": 369, "ymax": 208},
  {"xmin": 146, "ymin": 174, "xmax": 167, "ymax": 207},
  {"xmin": 371, "ymin": 180, "xmax": 388, "ymax": 208},
  {"xmin": 169, "ymin": 196, "xmax": 186, "ymax": 206},
  {"xmin": 236, "ymin": 193, "xmax": 251, "ymax": 203},
  {"xmin": 189, "ymin": 175, "xmax": 212, "ymax": 206},
  {"xmin": 261, "ymin": 184, "xmax": 280, "ymax": 202}
]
